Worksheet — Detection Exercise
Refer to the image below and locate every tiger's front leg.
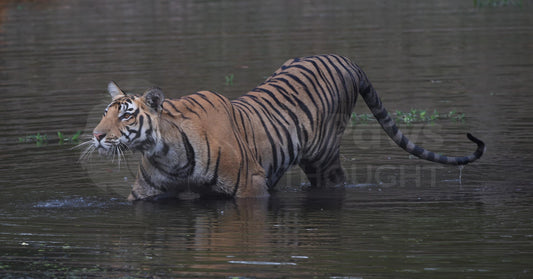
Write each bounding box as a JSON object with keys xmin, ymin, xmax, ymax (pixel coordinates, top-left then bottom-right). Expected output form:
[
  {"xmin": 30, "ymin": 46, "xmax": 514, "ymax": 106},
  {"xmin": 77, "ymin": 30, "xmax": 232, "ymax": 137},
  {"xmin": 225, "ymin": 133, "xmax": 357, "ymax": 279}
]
[
  {"xmin": 127, "ymin": 156, "xmax": 174, "ymax": 201},
  {"xmin": 128, "ymin": 177, "xmax": 165, "ymax": 201}
]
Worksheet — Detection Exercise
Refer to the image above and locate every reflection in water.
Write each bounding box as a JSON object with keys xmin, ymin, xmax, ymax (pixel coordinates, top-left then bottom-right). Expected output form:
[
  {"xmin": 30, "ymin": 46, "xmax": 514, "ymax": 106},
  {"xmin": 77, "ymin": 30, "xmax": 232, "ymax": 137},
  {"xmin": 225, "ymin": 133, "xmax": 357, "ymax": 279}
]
[
  {"xmin": 7, "ymin": 189, "xmax": 529, "ymax": 277},
  {"xmin": 0, "ymin": 0, "xmax": 532, "ymax": 277}
]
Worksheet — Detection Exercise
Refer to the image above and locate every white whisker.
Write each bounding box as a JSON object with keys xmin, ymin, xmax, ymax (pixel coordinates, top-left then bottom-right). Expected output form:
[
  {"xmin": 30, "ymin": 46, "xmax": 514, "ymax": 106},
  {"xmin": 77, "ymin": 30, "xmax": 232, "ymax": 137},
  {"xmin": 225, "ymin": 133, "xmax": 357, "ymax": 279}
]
[
  {"xmin": 116, "ymin": 145, "xmax": 122, "ymax": 170},
  {"xmin": 111, "ymin": 145, "xmax": 116, "ymax": 164},
  {"xmin": 77, "ymin": 141, "xmax": 96, "ymax": 162},
  {"xmin": 72, "ymin": 140, "xmax": 93, "ymax": 151},
  {"xmin": 75, "ymin": 136, "xmax": 133, "ymax": 171}
]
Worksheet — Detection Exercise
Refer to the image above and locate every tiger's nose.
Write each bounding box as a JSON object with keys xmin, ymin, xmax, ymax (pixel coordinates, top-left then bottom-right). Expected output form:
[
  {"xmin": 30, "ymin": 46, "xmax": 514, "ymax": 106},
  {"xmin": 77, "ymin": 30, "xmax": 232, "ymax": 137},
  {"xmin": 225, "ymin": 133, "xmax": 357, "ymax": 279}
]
[{"xmin": 93, "ymin": 132, "xmax": 106, "ymax": 142}]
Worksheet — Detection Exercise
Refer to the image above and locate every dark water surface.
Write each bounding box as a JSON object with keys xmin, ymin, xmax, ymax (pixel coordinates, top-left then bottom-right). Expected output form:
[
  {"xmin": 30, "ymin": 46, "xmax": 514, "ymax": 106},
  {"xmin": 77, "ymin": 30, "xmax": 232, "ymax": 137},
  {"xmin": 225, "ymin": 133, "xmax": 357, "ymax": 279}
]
[{"xmin": 1, "ymin": 0, "xmax": 532, "ymax": 278}]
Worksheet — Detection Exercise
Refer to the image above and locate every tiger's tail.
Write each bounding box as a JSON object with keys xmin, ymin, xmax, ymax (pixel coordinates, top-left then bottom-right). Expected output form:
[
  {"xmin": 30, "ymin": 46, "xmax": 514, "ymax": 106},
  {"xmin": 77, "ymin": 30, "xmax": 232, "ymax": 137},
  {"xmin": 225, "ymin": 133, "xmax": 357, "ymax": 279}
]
[{"xmin": 354, "ymin": 65, "xmax": 485, "ymax": 165}]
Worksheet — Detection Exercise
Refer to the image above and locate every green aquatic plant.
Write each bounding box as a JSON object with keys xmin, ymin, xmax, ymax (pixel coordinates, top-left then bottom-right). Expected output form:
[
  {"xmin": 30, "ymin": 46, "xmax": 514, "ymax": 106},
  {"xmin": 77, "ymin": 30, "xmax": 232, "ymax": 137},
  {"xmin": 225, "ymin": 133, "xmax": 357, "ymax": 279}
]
[
  {"xmin": 350, "ymin": 109, "xmax": 467, "ymax": 125},
  {"xmin": 351, "ymin": 113, "xmax": 372, "ymax": 123},
  {"xmin": 225, "ymin": 73, "xmax": 235, "ymax": 86},
  {"xmin": 19, "ymin": 133, "xmax": 48, "ymax": 146},
  {"xmin": 448, "ymin": 110, "xmax": 465, "ymax": 122},
  {"xmin": 19, "ymin": 131, "xmax": 82, "ymax": 146},
  {"xmin": 58, "ymin": 131, "xmax": 82, "ymax": 144},
  {"xmin": 474, "ymin": 0, "xmax": 522, "ymax": 7}
]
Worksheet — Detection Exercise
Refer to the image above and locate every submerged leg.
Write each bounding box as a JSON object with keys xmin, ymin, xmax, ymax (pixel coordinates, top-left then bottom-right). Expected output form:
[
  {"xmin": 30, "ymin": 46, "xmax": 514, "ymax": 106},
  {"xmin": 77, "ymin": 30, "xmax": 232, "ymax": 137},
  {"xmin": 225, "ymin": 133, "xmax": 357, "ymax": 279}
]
[{"xmin": 300, "ymin": 153, "xmax": 346, "ymax": 188}]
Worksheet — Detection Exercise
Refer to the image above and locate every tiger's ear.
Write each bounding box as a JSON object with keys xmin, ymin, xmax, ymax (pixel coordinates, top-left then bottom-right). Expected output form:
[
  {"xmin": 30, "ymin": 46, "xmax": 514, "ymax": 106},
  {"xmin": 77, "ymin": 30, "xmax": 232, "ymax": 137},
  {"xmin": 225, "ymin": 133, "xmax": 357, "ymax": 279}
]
[
  {"xmin": 143, "ymin": 87, "xmax": 165, "ymax": 112},
  {"xmin": 108, "ymin": 81, "xmax": 126, "ymax": 100}
]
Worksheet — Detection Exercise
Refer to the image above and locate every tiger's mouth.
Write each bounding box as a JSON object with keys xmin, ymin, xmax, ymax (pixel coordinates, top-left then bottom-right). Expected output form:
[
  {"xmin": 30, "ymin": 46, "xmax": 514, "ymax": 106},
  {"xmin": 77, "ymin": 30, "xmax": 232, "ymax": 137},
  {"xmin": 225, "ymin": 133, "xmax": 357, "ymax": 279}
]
[
  {"xmin": 95, "ymin": 137, "xmax": 129, "ymax": 157},
  {"xmin": 94, "ymin": 136, "xmax": 116, "ymax": 152}
]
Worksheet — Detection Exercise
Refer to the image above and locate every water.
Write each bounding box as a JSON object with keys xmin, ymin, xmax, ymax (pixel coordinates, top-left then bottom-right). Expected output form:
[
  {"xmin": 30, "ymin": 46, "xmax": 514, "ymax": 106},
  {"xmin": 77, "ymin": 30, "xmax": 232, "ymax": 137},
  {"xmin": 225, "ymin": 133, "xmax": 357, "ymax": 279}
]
[{"xmin": 1, "ymin": 0, "xmax": 532, "ymax": 277}]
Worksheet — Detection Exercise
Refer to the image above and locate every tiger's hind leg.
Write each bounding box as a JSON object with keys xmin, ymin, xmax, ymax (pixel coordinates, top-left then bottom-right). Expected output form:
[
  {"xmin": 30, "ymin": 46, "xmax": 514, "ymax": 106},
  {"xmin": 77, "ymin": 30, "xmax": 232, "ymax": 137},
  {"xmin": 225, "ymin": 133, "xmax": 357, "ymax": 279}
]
[{"xmin": 299, "ymin": 153, "xmax": 346, "ymax": 188}]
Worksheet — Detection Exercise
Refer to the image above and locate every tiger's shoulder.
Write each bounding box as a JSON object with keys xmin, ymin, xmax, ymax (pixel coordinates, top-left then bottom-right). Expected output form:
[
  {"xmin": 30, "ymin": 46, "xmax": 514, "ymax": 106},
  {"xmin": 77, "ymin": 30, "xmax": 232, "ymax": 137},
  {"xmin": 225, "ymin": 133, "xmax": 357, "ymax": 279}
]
[{"xmin": 160, "ymin": 91, "xmax": 233, "ymax": 120}]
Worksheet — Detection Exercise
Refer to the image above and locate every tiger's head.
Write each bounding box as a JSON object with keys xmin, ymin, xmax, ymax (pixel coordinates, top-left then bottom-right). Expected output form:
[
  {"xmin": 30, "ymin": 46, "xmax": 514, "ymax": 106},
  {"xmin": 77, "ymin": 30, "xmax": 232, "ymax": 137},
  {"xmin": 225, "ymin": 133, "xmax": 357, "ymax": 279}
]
[{"xmin": 89, "ymin": 81, "xmax": 165, "ymax": 158}]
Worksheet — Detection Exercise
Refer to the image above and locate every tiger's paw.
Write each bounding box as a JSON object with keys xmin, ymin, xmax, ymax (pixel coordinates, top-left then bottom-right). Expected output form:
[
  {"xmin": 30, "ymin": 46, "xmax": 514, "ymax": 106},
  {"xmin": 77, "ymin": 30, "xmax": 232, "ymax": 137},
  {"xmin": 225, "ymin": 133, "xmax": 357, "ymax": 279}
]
[{"xmin": 127, "ymin": 187, "xmax": 166, "ymax": 201}]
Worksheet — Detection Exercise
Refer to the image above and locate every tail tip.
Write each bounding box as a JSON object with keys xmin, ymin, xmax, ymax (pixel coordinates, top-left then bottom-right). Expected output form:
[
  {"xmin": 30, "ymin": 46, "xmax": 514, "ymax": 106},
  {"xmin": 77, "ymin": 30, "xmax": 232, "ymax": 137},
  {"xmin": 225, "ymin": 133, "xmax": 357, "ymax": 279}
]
[{"xmin": 466, "ymin": 133, "xmax": 486, "ymax": 160}]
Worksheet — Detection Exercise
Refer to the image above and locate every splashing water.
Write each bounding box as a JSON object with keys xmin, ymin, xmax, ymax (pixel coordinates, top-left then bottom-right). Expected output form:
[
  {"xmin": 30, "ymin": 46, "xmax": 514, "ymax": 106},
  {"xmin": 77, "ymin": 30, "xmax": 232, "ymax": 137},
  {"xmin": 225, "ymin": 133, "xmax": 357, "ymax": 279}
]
[{"xmin": 458, "ymin": 165, "xmax": 465, "ymax": 184}]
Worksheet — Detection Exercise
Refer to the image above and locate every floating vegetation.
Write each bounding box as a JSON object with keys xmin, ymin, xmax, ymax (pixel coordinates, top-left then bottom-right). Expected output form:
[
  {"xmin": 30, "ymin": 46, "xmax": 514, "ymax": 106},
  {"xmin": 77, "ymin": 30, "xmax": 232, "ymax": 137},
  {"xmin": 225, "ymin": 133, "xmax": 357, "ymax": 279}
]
[
  {"xmin": 18, "ymin": 133, "xmax": 48, "ymax": 146},
  {"xmin": 225, "ymin": 73, "xmax": 235, "ymax": 86},
  {"xmin": 351, "ymin": 109, "xmax": 466, "ymax": 125},
  {"xmin": 474, "ymin": 0, "xmax": 523, "ymax": 7},
  {"xmin": 57, "ymin": 131, "xmax": 81, "ymax": 144},
  {"xmin": 19, "ymin": 131, "xmax": 82, "ymax": 146}
]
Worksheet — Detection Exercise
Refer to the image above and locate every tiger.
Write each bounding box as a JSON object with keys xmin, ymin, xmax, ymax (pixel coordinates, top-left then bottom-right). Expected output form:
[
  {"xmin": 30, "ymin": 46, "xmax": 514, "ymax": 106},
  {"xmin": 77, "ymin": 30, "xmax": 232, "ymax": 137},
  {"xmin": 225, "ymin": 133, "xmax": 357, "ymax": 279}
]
[{"xmin": 83, "ymin": 54, "xmax": 485, "ymax": 201}]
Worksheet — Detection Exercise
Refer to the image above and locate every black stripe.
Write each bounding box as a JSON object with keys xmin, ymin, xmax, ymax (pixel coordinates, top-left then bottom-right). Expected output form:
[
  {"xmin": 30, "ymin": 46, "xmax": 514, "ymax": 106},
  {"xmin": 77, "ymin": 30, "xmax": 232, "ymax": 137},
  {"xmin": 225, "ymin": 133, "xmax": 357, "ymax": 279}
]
[
  {"xmin": 294, "ymin": 65, "xmax": 330, "ymax": 113},
  {"xmin": 147, "ymin": 156, "xmax": 190, "ymax": 179},
  {"xmin": 194, "ymin": 92, "xmax": 216, "ymax": 108},
  {"xmin": 399, "ymin": 136, "xmax": 408, "ymax": 149},
  {"xmin": 238, "ymin": 98, "xmax": 284, "ymax": 144},
  {"xmin": 391, "ymin": 124, "xmax": 399, "ymax": 136},
  {"xmin": 164, "ymin": 100, "xmax": 190, "ymax": 119},
  {"xmin": 242, "ymin": 108, "xmax": 260, "ymax": 159},
  {"xmin": 285, "ymin": 70, "xmax": 325, "ymax": 153},
  {"xmin": 412, "ymin": 146, "xmax": 424, "ymax": 157},
  {"xmin": 248, "ymin": 97, "xmax": 286, "ymax": 149},
  {"xmin": 183, "ymin": 97, "xmax": 208, "ymax": 114},
  {"xmin": 292, "ymin": 64, "xmax": 331, "ymax": 157},
  {"xmin": 338, "ymin": 56, "xmax": 361, "ymax": 96},
  {"xmin": 322, "ymin": 55, "xmax": 348, "ymax": 92},
  {"xmin": 207, "ymin": 91, "xmax": 230, "ymax": 106},
  {"xmin": 307, "ymin": 59, "xmax": 337, "ymax": 101},
  {"xmin": 164, "ymin": 100, "xmax": 181, "ymax": 113},
  {"xmin": 254, "ymin": 94, "xmax": 297, "ymax": 168},
  {"xmin": 266, "ymin": 163, "xmax": 274, "ymax": 186},
  {"xmin": 129, "ymin": 115, "xmax": 143, "ymax": 141},
  {"xmin": 285, "ymin": 73, "xmax": 320, "ymax": 112},
  {"xmin": 161, "ymin": 142, "xmax": 170, "ymax": 155},
  {"xmin": 318, "ymin": 55, "xmax": 345, "ymax": 104},
  {"xmin": 426, "ymin": 152, "xmax": 435, "ymax": 162},
  {"xmin": 246, "ymin": 96, "xmax": 286, "ymax": 149},
  {"xmin": 249, "ymin": 94, "xmax": 290, "ymax": 126},
  {"xmin": 236, "ymin": 101, "xmax": 278, "ymax": 176},
  {"xmin": 374, "ymin": 108, "xmax": 389, "ymax": 120},
  {"xmin": 140, "ymin": 164, "xmax": 159, "ymax": 190},
  {"xmin": 209, "ymin": 148, "xmax": 221, "ymax": 185},
  {"xmin": 131, "ymin": 108, "xmax": 140, "ymax": 117},
  {"xmin": 162, "ymin": 107, "xmax": 176, "ymax": 118},
  {"xmin": 232, "ymin": 141, "xmax": 247, "ymax": 196},
  {"xmin": 253, "ymin": 87, "xmax": 295, "ymax": 109},
  {"xmin": 204, "ymin": 134, "xmax": 211, "ymax": 175},
  {"xmin": 253, "ymin": 88, "xmax": 303, "ymax": 152},
  {"xmin": 157, "ymin": 121, "xmax": 196, "ymax": 177},
  {"xmin": 235, "ymin": 109, "xmax": 249, "ymax": 142},
  {"xmin": 144, "ymin": 114, "xmax": 153, "ymax": 137},
  {"xmin": 232, "ymin": 161, "xmax": 243, "ymax": 196},
  {"xmin": 120, "ymin": 130, "xmax": 131, "ymax": 141},
  {"xmin": 147, "ymin": 156, "xmax": 167, "ymax": 175},
  {"xmin": 269, "ymin": 84, "xmax": 297, "ymax": 106},
  {"xmin": 181, "ymin": 130, "xmax": 196, "ymax": 176},
  {"xmin": 183, "ymin": 103, "xmax": 201, "ymax": 118},
  {"xmin": 137, "ymin": 114, "xmax": 155, "ymax": 151},
  {"xmin": 272, "ymin": 76, "xmax": 300, "ymax": 95}
]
